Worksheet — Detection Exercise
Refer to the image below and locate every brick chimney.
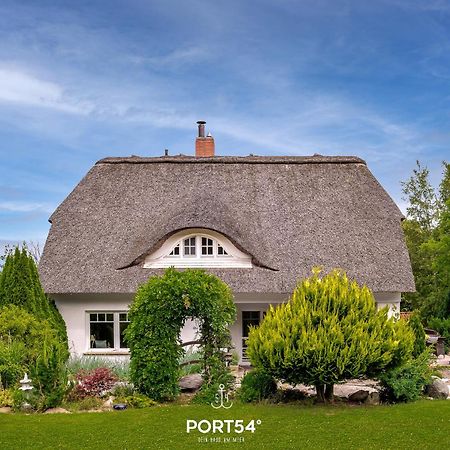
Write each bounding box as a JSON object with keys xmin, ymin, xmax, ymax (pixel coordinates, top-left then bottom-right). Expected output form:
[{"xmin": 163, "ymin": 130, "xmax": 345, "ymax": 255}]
[{"xmin": 195, "ymin": 120, "xmax": 215, "ymax": 157}]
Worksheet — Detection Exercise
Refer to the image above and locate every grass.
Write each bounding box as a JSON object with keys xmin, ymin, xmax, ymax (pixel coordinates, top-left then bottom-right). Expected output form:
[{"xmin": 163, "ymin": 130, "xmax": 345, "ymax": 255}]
[{"xmin": 1, "ymin": 400, "xmax": 450, "ymax": 449}]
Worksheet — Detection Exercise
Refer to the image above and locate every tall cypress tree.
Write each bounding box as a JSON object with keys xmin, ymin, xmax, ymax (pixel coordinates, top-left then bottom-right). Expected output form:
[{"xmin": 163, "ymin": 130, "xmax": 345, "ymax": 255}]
[
  {"xmin": 0, "ymin": 246, "xmax": 68, "ymax": 353},
  {"xmin": 0, "ymin": 247, "xmax": 34, "ymax": 310}
]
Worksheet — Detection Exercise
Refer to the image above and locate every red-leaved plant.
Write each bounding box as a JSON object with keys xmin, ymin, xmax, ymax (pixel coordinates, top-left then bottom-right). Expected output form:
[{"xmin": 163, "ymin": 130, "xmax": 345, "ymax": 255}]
[{"xmin": 74, "ymin": 367, "xmax": 118, "ymax": 398}]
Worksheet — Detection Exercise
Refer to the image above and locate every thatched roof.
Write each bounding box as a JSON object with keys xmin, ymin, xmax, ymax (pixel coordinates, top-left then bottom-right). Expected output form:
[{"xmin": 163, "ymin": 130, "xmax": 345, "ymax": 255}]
[{"xmin": 39, "ymin": 155, "xmax": 415, "ymax": 294}]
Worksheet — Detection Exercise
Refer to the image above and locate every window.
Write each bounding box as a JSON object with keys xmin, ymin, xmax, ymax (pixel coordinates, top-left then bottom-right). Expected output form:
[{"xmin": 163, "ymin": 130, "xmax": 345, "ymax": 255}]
[
  {"xmin": 172, "ymin": 235, "xmax": 231, "ymax": 258},
  {"xmin": 143, "ymin": 228, "xmax": 252, "ymax": 269},
  {"xmin": 169, "ymin": 244, "xmax": 180, "ymax": 256},
  {"xmin": 89, "ymin": 312, "xmax": 129, "ymax": 351},
  {"xmin": 184, "ymin": 237, "xmax": 196, "ymax": 256},
  {"xmin": 242, "ymin": 311, "xmax": 261, "ymax": 361},
  {"xmin": 119, "ymin": 313, "xmax": 130, "ymax": 348},
  {"xmin": 217, "ymin": 244, "xmax": 228, "ymax": 255},
  {"xmin": 201, "ymin": 237, "xmax": 214, "ymax": 255},
  {"xmin": 166, "ymin": 235, "xmax": 231, "ymax": 259}
]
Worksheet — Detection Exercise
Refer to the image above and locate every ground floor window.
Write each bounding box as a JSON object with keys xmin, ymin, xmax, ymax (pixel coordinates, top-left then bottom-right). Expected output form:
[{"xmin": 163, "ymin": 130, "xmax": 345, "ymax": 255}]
[
  {"xmin": 242, "ymin": 311, "xmax": 261, "ymax": 361},
  {"xmin": 89, "ymin": 312, "xmax": 129, "ymax": 350}
]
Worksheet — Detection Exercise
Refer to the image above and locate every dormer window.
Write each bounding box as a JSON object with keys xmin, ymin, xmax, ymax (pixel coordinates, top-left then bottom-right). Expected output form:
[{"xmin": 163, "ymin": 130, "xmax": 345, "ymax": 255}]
[
  {"xmin": 143, "ymin": 228, "xmax": 252, "ymax": 268},
  {"xmin": 217, "ymin": 244, "xmax": 228, "ymax": 256},
  {"xmin": 184, "ymin": 237, "xmax": 196, "ymax": 256},
  {"xmin": 201, "ymin": 237, "xmax": 213, "ymax": 256},
  {"xmin": 169, "ymin": 244, "xmax": 180, "ymax": 256}
]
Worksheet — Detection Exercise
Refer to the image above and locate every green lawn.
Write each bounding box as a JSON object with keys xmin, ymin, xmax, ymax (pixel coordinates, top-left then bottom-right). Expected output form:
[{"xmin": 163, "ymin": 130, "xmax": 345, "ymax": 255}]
[{"xmin": 1, "ymin": 401, "xmax": 449, "ymax": 449}]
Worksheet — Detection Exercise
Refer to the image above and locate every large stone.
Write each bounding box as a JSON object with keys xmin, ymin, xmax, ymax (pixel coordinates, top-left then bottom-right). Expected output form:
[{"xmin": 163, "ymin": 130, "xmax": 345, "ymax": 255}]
[
  {"xmin": 335, "ymin": 383, "xmax": 378, "ymax": 399},
  {"xmin": 426, "ymin": 379, "xmax": 449, "ymax": 399},
  {"xmin": 103, "ymin": 397, "xmax": 114, "ymax": 409},
  {"xmin": 179, "ymin": 373, "xmax": 203, "ymax": 392},
  {"xmin": 44, "ymin": 407, "xmax": 70, "ymax": 414},
  {"xmin": 365, "ymin": 391, "xmax": 380, "ymax": 405},
  {"xmin": 348, "ymin": 390, "xmax": 369, "ymax": 403},
  {"xmin": 0, "ymin": 406, "xmax": 12, "ymax": 414}
]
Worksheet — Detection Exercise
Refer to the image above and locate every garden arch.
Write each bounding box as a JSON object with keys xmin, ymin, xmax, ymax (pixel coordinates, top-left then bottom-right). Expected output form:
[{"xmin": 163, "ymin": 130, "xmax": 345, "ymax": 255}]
[{"xmin": 125, "ymin": 268, "xmax": 236, "ymax": 401}]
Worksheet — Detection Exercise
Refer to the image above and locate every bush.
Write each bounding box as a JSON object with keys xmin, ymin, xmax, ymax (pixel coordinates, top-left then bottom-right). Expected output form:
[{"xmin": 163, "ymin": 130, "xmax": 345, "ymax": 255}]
[
  {"xmin": 379, "ymin": 349, "xmax": 433, "ymax": 403},
  {"xmin": 126, "ymin": 268, "xmax": 236, "ymax": 401},
  {"xmin": 0, "ymin": 338, "xmax": 27, "ymax": 387},
  {"xmin": 0, "ymin": 388, "xmax": 13, "ymax": 407},
  {"xmin": 114, "ymin": 393, "xmax": 157, "ymax": 408},
  {"xmin": 67, "ymin": 396, "xmax": 104, "ymax": 411},
  {"xmin": 247, "ymin": 268, "xmax": 415, "ymax": 402},
  {"xmin": 11, "ymin": 387, "xmax": 42, "ymax": 412},
  {"xmin": 408, "ymin": 312, "xmax": 427, "ymax": 357},
  {"xmin": 0, "ymin": 246, "xmax": 68, "ymax": 353},
  {"xmin": 32, "ymin": 342, "xmax": 69, "ymax": 409},
  {"xmin": 192, "ymin": 371, "xmax": 235, "ymax": 405},
  {"xmin": 67, "ymin": 355, "xmax": 130, "ymax": 380},
  {"xmin": 238, "ymin": 370, "xmax": 277, "ymax": 403},
  {"xmin": 111, "ymin": 383, "xmax": 135, "ymax": 397},
  {"xmin": 0, "ymin": 246, "xmax": 69, "ymax": 409},
  {"xmin": 0, "ymin": 305, "xmax": 67, "ymax": 396},
  {"xmin": 74, "ymin": 367, "xmax": 118, "ymax": 398}
]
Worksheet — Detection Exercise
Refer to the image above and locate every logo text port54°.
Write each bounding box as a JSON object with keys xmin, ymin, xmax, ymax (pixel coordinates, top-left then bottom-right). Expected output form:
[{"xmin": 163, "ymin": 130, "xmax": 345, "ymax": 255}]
[{"xmin": 187, "ymin": 419, "xmax": 262, "ymax": 434}]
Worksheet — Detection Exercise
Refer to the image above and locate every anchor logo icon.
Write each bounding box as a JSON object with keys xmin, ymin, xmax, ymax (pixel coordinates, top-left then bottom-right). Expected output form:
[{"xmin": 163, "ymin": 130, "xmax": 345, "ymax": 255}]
[{"xmin": 211, "ymin": 383, "xmax": 233, "ymax": 409}]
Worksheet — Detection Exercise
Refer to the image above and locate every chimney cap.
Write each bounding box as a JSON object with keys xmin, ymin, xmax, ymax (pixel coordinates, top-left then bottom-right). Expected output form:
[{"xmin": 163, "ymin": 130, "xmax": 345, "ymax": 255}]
[{"xmin": 196, "ymin": 120, "xmax": 206, "ymax": 125}]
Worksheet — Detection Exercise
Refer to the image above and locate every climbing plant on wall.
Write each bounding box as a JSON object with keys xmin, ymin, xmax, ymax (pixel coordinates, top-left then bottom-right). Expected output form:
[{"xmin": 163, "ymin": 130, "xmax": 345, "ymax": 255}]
[{"xmin": 125, "ymin": 268, "xmax": 236, "ymax": 401}]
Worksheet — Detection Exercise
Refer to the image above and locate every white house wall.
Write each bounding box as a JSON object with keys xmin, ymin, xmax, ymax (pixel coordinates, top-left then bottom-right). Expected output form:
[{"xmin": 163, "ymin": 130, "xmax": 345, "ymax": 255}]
[
  {"xmin": 53, "ymin": 291, "xmax": 401, "ymax": 360},
  {"xmin": 374, "ymin": 292, "xmax": 401, "ymax": 318},
  {"xmin": 53, "ymin": 294, "xmax": 134, "ymax": 357}
]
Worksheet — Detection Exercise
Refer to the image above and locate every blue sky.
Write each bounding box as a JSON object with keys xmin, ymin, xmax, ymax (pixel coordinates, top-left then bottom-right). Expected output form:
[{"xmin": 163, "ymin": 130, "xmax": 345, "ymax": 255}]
[{"xmin": 1, "ymin": 0, "xmax": 449, "ymax": 249}]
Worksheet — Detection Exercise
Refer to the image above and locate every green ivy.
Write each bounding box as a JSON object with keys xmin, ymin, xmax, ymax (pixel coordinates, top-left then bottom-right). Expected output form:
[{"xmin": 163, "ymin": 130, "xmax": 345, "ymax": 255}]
[{"xmin": 125, "ymin": 268, "xmax": 236, "ymax": 401}]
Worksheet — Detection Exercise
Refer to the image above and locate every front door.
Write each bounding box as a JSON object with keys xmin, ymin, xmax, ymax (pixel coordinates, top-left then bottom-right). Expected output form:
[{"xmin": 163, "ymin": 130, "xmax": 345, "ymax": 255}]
[{"xmin": 241, "ymin": 311, "xmax": 261, "ymax": 362}]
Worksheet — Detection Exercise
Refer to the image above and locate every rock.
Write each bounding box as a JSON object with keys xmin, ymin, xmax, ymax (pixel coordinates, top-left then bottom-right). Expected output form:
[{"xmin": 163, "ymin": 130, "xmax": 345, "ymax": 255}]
[
  {"xmin": 103, "ymin": 397, "xmax": 114, "ymax": 409},
  {"xmin": 179, "ymin": 373, "xmax": 203, "ymax": 392},
  {"xmin": 365, "ymin": 391, "xmax": 380, "ymax": 405},
  {"xmin": 334, "ymin": 383, "xmax": 378, "ymax": 399},
  {"xmin": 0, "ymin": 406, "xmax": 12, "ymax": 414},
  {"xmin": 348, "ymin": 390, "xmax": 369, "ymax": 403},
  {"xmin": 44, "ymin": 407, "xmax": 70, "ymax": 414},
  {"xmin": 348, "ymin": 389, "xmax": 380, "ymax": 404},
  {"xmin": 425, "ymin": 379, "xmax": 449, "ymax": 399}
]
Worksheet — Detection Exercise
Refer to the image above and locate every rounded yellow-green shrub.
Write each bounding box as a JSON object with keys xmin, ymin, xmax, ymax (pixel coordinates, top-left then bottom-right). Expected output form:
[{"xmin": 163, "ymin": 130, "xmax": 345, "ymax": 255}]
[{"xmin": 247, "ymin": 268, "xmax": 414, "ymax": 401}]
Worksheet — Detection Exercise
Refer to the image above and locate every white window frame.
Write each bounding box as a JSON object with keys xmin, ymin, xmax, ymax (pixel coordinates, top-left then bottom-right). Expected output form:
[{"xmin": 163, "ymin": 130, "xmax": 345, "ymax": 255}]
[
  {"xmin": 144, "ymin": 228, "xmax": 252, "ymax": 268},
  {"xmin": 85, "ymin": 311, "xmax": 130, "ymax": 353}
]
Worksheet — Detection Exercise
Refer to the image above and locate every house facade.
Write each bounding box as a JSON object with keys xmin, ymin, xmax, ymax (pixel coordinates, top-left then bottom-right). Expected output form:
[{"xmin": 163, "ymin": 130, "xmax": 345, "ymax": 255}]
[{"xmin": 39, "ymin": 122, "xmax": 415, "ymax": 363}]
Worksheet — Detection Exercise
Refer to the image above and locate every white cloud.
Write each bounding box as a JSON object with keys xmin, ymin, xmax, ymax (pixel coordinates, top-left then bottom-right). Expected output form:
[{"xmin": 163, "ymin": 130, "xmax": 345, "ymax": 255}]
[
  {"xmin": 0, "ymin": 67, "xmax": 94, "ymax": 114},
  {"xmin": 0, "ymin": 201, "xmax": 54, "ymax": 213},
  {"xmin": 131, "ymin": 46, "xmax": 210, "ymax": 68}
]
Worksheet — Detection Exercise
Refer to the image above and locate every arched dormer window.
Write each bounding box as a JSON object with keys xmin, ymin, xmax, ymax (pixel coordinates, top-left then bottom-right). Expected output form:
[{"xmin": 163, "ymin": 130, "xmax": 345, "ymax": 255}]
[{"xmin": 143, "ymin": 228, "xmax": 252, "ymax": 268}]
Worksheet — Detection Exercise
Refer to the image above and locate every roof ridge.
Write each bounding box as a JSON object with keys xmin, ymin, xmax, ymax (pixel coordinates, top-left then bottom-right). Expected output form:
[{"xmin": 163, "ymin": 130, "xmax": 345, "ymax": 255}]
[{"xmin": 96, "ymin": 155, "xmax": 366, "ymax": 165}]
